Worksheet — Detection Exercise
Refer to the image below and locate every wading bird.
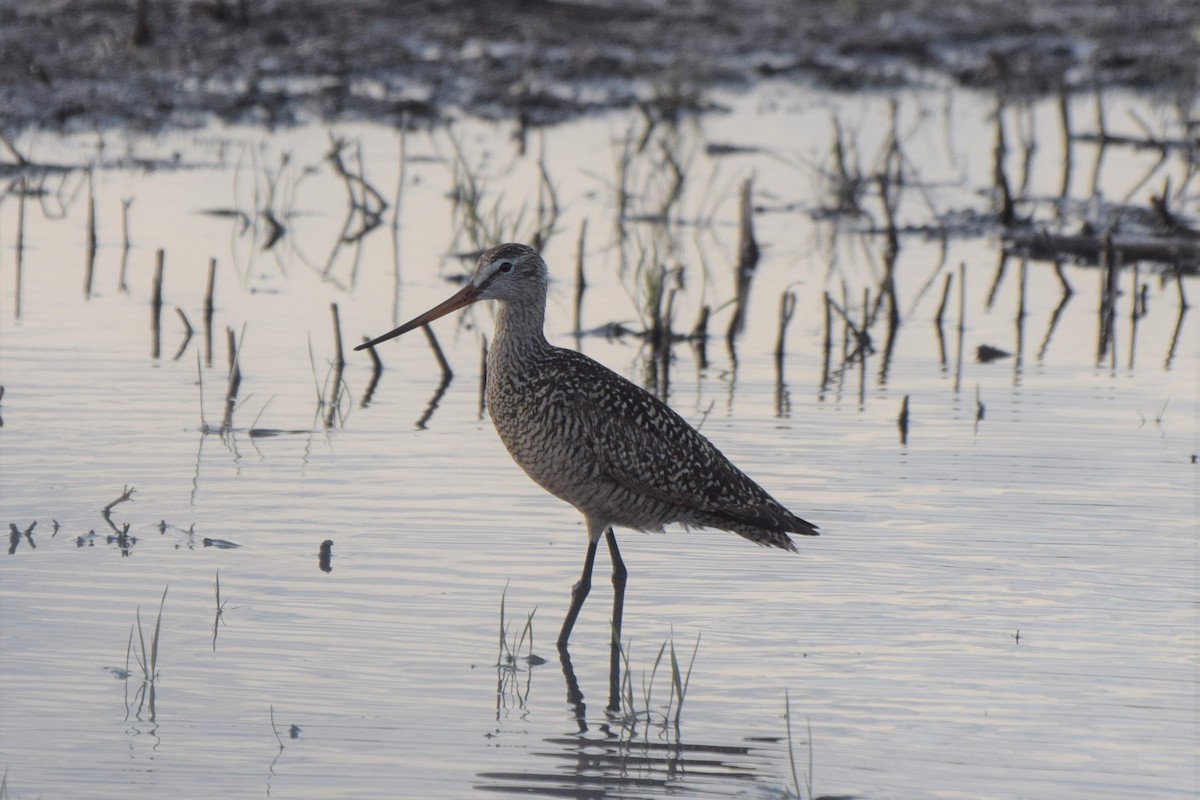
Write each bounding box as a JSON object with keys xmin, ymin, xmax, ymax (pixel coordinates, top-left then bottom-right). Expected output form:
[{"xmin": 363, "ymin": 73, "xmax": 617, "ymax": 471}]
[{"xmin": 356, "ymin": 243, "xmax": 818, "ymax": 648}]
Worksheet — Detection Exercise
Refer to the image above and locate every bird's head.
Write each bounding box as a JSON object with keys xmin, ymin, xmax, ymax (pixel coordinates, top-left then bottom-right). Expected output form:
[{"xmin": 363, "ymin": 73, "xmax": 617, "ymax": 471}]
[
  {"xmin": 469, "ymin": 243, "xmax": 548, "ymax": 304},
  {"xmin": 355, "ymin": 243, "xmax": 547, "ymax": 351}
]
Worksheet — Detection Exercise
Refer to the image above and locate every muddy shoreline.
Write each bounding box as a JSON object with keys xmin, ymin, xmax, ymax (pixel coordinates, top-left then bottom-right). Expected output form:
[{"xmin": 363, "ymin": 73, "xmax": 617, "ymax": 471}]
[{"xmin": 2, "ymin": 0, "xmax": 1197, "ymax": 131}]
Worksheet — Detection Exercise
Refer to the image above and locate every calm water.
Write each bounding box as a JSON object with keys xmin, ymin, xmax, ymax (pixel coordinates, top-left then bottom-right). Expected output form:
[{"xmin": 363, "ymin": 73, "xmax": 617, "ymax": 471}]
[{"xmin": 1, "ymin": 84, "xmax": 1197, "ymax": 799}]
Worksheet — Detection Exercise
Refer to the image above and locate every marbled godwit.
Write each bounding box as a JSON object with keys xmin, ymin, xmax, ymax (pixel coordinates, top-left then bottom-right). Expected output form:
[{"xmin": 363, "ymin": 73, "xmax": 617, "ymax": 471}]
[{"xmin": 357, "ymin": 243, "xmax": 818, "ymax": 647}]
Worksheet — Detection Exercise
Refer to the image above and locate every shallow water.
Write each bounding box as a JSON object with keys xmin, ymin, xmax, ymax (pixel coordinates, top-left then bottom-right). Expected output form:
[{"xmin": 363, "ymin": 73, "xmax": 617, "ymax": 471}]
[{"xmin": 1, "ymin": 83, "xmax": 1197, "ymax": 799}]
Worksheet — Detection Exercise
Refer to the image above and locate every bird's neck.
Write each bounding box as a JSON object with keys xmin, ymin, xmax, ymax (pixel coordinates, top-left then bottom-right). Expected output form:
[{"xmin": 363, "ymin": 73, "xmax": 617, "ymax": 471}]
[{"xmin": 491, "ymin": 297, "xmax": 551, "ymax": 368}]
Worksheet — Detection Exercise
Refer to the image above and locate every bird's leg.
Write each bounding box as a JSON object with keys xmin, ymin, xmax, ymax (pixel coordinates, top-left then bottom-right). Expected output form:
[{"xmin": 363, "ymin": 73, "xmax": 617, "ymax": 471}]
[
  {"xmin": 605, "ymin": 528, "xmax": 627, "ymax": 713},
  {"xmin": 558, "ymin": 535, "xmax": 600, "ymax": 648}
]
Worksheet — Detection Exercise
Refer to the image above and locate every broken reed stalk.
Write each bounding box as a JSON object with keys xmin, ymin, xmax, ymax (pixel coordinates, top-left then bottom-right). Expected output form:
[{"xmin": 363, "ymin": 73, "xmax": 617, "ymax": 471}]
[
  {"xmin": 727, "ymin": 177, "xmax": 759, "ymax": 340},
  {"xmin": 84, "ymin": 172, "xmax": 97, "ymax": 298},
  {"xmin": 150, "ymin": 249, "xmax": 165, "ymax": 359},
  {"xmin": 204, "ymin": 258, "xmax": 216, "ymax": 328},
  {"xmin": 223, "ymin": 327, "xmax": 241, "ymax": 429},
  {"xmin": 330, "ymin": 303, "xmax": 345, "ymax": 372},
  {"xmin": 898, "ymin": 394, "xmax": 910, "ymax": 445},
  {"xmin": 1098, "ymin": 233, "xmax": 1119, "ymax": 364},
  {"xmin": 203, "ymin": 258, "xmax": 216, "ymax": 366},
  {"xmin": 774, "ymin": 290, "xmax": 796, "ymax": 361},
  {"xmin": 119, "ymin": 198, "xmax": 133, "ymax": 292},
  {"xmin": 573, "ymin": 219, "xmax": 587, "ymax": 334}
]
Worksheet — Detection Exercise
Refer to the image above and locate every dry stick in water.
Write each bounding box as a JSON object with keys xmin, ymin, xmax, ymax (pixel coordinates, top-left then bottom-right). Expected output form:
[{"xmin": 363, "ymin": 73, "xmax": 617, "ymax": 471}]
[
  {"xmin": 222, "ymin": 327, "xmax": 241, "ymax": 430},
  {"xmin": 330, "ymin": 302, "xmax": 346, "ymax": 373},
  {"xmin": 325, "ymin": 303, "xmax": 346, "ymax": 429},
  {"xmin": 1098, "ymin": 233, "xmax": 1118, "ymax": 365},
  {"xmin": 150, "ymin": 249, "xmax": 165, "ymax": 359},
  {"xmin": 727, "ymin": 177, "xmax": 759, "ymax": 340},
  {"xmin": 203, "ymin": 258, "xmax": 217, "ymax": 367},
  {"xmin": 103, "ymin": 485, "xmax": 136, "ymax": 514},
  {"xmin": 573, "ymin": 219, "xmax": 588, "ymax": 336},
  {"xmin": 119, "ymin": 198, "xmax": 133, "ymax": 292},
  {"xmin": 84, "ymin": 172, "xmax": 97, "ymax": 298},
  {"xmin": 774, "ymin": 291, "xmax": 796, "ymax": 417}
]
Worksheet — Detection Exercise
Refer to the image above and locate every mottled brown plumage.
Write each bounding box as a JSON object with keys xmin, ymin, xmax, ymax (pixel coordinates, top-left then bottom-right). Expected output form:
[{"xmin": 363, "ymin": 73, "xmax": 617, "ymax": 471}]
[{"xmin": 357, "ymin": 243, "xmax": 818, "ymax": 645}]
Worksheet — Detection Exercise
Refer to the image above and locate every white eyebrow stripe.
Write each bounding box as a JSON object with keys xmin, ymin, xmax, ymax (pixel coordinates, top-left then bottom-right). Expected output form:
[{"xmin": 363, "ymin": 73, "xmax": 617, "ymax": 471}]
[{"xmin": 472, "ymin": 262, "xmax": 500, "ymax": 287}]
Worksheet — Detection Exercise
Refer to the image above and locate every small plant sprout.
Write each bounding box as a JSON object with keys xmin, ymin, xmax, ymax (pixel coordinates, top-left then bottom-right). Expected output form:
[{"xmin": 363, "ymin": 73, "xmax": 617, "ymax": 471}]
[
  {"xmin": 614, "ymin": 631, "xmax": 700, "ymax": 733},
  {"xmin": 496, "ymin": 582, "xmax": 542, "ymax": 670},
  {"xmin": 494, "ymin": 584, "xmax": 544, "ymax": 715},
  {"xmin": 123, "ymin": 585, "xmax": 167, "ymax": 722},
  {"xmin": 127, "ymin": 585, "xmax": 168, "ymax": 684}
]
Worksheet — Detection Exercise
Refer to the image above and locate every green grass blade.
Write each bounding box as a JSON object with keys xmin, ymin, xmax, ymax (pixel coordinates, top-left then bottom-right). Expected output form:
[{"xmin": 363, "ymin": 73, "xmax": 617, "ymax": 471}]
[
  {"xmin": 135, "ymin": 608, "xmax": 148, "ymax": 677},
  {"xmin": 785, "ymin": 690, "xmax": 800, "ymax": 797},
  {"xmin": 149, "ymin": 585, "xmax": 168, "ymax": 679},
  {"xmin": 675, "ymin": 633, "xmax": 701, "ymax": 722}
]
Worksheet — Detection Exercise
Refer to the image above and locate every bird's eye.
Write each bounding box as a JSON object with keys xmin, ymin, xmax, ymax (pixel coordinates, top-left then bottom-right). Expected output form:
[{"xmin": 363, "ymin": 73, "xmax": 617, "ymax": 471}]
[{"xmin": 497, "ymin": 262, "xmax": 513, "ymax": 273}]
